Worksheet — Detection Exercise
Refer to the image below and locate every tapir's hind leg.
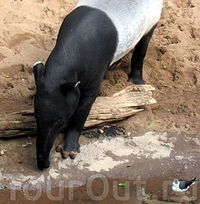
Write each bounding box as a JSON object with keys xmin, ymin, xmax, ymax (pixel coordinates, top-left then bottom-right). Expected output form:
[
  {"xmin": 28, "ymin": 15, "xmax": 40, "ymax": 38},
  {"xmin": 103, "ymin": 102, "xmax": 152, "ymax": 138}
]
[
  {"xmin": 129, "ymin": 24, "xmax": 157, "ymax": 84},
  {"xmin": 56, "ymin": 95, "xmax": 96, "ymax": 159}
]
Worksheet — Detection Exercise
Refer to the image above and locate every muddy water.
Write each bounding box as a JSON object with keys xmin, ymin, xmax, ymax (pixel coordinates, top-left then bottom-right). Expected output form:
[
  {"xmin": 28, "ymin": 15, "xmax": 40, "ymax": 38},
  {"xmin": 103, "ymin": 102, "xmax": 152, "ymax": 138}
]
[
  {"xmin": 0, "ymin": 131, "xmax": 200, "ymax": 203},
  {"xmin": 0, "ymin": 178, "xmax": 145, "ymax": 204},
  {"xmin": 1, "ymin": 176, "xmax": 199, "ymax": 204}
]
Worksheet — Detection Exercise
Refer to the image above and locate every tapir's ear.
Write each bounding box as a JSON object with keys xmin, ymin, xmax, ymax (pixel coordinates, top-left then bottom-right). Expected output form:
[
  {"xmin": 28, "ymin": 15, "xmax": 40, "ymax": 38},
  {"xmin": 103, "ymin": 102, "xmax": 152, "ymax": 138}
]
[
  {"xmin": 60, "ymin": 80, "xmax": 81, "ymax": 94},
  {"xmin": 33, "ymin": 61, "xmax": 45, "ymax": 84}
]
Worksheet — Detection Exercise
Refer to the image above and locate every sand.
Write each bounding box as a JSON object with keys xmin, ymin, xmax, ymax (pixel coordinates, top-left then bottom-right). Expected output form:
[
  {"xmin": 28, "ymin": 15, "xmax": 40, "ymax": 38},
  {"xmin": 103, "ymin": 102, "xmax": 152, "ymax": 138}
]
[{"xmin": 0, "ymin": 0, "xmax": 200, "ymax": 133}]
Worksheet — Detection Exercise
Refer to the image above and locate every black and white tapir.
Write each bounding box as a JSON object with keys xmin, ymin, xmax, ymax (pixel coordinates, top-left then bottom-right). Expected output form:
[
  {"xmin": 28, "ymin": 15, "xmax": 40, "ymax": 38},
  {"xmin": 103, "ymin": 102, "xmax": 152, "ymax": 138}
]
[{"xmin": 33, "ymin": 0, "xmax": 163, "ymax": 169}]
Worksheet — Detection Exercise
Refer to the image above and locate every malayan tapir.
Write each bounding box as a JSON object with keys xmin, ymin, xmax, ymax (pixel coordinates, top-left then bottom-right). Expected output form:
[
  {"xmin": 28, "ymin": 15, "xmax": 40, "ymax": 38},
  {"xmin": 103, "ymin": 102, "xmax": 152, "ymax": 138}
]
[{"xmin": 33, "ymin": 0, "xmax": 163, "ymax": 169}]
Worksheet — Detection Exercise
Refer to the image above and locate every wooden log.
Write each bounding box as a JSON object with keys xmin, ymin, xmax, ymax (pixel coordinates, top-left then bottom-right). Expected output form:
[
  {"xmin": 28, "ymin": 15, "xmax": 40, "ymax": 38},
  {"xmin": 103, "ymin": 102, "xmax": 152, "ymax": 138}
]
[{"xmin": 0, "ymin": 85, "xmax": 156, "ymax": 137}]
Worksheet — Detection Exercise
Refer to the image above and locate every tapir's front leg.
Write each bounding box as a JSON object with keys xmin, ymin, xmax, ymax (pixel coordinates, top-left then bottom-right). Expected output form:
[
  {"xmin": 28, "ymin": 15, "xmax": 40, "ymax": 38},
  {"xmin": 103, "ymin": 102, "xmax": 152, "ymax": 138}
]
[{"xmin": 56, "ymin": 95, "xmax": 96, "ymax": 159}]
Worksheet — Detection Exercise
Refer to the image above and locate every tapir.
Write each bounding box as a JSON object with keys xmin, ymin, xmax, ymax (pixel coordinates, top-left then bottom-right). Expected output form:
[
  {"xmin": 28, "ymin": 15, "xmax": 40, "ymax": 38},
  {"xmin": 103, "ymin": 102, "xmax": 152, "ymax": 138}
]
[{"xmin": 33, "ymin": 0, "xmax": 163, "ymax": 169}]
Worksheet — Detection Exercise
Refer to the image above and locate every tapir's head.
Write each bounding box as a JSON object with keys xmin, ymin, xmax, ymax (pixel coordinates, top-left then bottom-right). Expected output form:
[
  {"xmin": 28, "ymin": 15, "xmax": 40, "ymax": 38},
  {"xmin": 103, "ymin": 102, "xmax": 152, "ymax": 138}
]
[{"xmin": 33, "ymin": 62, "xmax": 80, "ymax": 169}]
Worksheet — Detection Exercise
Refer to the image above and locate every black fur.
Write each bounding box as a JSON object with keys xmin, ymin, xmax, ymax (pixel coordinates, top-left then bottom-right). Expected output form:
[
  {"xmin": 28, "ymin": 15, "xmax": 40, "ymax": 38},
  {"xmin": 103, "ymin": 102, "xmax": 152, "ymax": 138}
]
[
  {"xmin": 34, "ymin": 6, "xmax": 118, "ymax": 169},
  {"xmin": 129, "ymin": 24, "xmax": 158, "ymax": 84}
]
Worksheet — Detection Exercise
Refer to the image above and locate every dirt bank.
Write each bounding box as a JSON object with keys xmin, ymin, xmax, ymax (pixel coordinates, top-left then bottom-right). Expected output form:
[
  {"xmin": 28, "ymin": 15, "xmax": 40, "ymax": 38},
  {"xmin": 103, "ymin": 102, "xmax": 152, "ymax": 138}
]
[
  {"xmin": 0, "ymin": 0, "xmax": 200, "ymax": 203},
  {"xmin": 0, "ymin": 0, "xmax": 199, "ymax": 134}
]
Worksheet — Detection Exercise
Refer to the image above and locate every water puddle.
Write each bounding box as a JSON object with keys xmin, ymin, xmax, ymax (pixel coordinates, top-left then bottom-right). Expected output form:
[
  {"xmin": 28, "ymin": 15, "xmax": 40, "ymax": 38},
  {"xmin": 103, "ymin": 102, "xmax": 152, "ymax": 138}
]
[
  {"xmin": 1, "ymin": 175, "xmax": 199, "ymax": 203},
  {"xmin": 0, "ymin": 131, "xmax": 200, "ymax": 203}
]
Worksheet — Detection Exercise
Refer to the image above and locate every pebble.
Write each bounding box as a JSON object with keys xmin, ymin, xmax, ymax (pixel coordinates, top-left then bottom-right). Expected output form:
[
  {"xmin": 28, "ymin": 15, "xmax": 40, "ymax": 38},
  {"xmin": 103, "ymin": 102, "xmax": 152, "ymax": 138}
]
[
  {"xmin": 127, "ymin": 132, "xmax": 131, "ymax": 137},
  {"xmin": 22, "ymin": 143, "xmax": 32, "ymax": 148},
  {"xmin": 0, "ymin": 149, "xmax": 6, "ymax": 156},
  {"xmin": 99, "ymin": 129, "xmax": 104, "ymax": 134}
]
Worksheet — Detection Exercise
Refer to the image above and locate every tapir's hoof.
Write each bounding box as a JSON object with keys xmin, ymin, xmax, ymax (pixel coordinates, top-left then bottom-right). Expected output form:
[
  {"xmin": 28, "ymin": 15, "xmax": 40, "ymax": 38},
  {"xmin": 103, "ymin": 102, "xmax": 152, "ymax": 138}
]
[
  {"xmin": 56, "ymin": 145, "xmax": 69, "ymax": 158},
  {"xmin": 69, "ymin": 151, "xmax": 78, "ymax": 159},
  {"xmin": 128, "ymin": 76, "xmax": 145, "ymax": 85},
  {"xmin": 56, "ymin": 145, "xmax": 63, "ymax": 152},
  {"xmin": 56, "ymin": 144, "xmax": 80, "ymax": 159},
  {"xmin": 62, "ymin": 151, "xmax": 70, "ymax": 159}
]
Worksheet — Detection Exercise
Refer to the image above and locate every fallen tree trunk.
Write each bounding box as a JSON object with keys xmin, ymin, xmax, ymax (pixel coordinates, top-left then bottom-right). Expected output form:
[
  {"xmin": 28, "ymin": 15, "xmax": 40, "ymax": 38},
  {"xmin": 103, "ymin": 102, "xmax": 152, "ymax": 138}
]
[{"xmin": 0, "ymin": 85, "xmax": 156, "ymax": 137}]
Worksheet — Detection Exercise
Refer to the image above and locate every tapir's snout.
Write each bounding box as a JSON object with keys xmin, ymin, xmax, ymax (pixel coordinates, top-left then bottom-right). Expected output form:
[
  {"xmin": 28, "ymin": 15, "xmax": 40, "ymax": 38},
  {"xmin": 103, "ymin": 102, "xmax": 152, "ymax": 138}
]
[
  {"xmin": 37, "ymin": 154, "xmax": 50, "ymax": 170},
  {"xmin": 36, "ymin": 129, "xmax": 59, "ymax": 170}
]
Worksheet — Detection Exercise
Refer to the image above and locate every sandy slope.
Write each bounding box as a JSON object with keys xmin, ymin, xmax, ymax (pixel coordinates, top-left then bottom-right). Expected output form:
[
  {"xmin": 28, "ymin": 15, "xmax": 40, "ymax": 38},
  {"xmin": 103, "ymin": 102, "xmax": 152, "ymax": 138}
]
[{"xmin": 0, "ymin": 0, "xmax": 200, "ymax": 134}]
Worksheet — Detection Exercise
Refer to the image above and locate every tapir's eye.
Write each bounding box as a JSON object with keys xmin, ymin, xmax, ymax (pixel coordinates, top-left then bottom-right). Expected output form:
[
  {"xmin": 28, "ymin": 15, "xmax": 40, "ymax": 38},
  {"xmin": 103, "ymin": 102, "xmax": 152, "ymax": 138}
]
[
  {"xmin": 55, "ymin": 119, "xmax": 62, "ymax": 125},
  {"xmin": 56, "ymin": 119, "xmax": 62, "ymax": 125}
]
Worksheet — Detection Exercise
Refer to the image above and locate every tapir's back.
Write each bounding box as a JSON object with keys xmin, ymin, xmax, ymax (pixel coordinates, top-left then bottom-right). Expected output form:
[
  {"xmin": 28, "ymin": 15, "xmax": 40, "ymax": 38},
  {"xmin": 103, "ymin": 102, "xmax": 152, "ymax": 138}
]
[{"xmin": 76, "ymin": 0, "xmax": 163, "ymax": 64}]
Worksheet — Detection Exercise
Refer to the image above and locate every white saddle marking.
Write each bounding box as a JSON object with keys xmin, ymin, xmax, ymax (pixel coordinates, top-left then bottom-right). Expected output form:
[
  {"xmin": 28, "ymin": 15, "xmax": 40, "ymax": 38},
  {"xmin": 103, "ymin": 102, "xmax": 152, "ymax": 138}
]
[{"xmin": 76, "ymin": 0, "xmax": 163, "ymax": 65}]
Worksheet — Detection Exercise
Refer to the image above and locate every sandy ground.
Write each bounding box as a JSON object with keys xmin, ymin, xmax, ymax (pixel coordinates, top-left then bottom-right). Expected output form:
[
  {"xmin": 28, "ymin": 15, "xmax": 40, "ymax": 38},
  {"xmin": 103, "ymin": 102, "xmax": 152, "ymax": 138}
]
[
  {"xmin": 0, "ymin": 0, "xmax": 200, "ymax": 133},
  {"xmin": 0, "ymin": 0, "xmax": 200, "ymax": 203}
]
